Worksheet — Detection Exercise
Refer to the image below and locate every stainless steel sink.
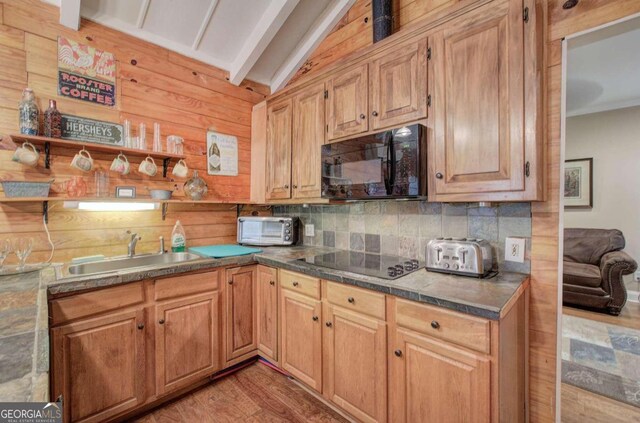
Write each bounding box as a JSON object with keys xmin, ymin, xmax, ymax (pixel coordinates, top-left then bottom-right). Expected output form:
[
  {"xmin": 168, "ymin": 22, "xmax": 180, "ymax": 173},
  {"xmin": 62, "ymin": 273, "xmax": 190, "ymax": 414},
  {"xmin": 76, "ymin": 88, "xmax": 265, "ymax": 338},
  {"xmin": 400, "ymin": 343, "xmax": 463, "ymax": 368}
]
[{"xmin": 68, "ymin": 252, "xmax": 203, "ymax": 275}]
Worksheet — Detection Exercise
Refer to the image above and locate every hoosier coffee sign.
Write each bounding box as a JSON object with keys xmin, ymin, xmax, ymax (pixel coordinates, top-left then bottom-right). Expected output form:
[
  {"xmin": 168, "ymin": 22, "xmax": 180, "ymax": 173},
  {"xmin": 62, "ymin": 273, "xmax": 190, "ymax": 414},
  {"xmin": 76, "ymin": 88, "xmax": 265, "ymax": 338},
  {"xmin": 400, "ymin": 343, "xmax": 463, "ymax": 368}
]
[{"xmin": 57, "ymin": 36, "xmax": 116, "ymax": 107}]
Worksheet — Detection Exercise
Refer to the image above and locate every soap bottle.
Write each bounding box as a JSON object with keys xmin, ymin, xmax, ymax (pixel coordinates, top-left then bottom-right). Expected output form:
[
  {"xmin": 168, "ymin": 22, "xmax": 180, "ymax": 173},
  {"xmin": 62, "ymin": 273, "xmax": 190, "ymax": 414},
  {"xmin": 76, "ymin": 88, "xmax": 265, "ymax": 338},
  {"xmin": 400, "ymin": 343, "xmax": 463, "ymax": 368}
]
[{"xmin": 171, "ymin": 220, "xmax": 186, "ymax": 252}]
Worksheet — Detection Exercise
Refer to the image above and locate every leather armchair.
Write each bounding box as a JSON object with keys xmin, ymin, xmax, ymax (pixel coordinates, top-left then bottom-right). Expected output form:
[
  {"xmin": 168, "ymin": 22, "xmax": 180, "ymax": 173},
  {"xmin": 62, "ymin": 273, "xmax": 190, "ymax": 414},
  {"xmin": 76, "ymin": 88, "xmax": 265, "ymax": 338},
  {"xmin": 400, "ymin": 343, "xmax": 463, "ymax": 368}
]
[{"xmin": 563, "ymin": 228, "xmax": 637, "ymax": 315}]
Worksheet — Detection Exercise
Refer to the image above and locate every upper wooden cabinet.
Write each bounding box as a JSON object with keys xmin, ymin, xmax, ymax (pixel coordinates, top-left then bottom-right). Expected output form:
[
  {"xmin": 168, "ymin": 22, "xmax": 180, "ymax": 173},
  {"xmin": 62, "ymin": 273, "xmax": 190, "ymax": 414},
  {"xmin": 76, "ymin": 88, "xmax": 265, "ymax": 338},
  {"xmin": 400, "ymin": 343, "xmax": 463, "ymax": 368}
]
[
  {"xmin": 326, "ymin": 64, "xmax": 369, "ymax": 140},
  {"xmin": 224, "ymin": 266, "xmax": 258, "ymax": 362},
  {"xmin": 429, "ymin": 0, "xmax": 537, "ymax": 199},
  {"xmin": 292, "ymin": 83, "xmax": 325, "ymax": 199},
  {"xmin": 155, "ymin": 292, "xmax": 220, "ymax": 395},
  {"xmin": 266, "ymin": 99, "xmax": 293, "ymax": 200},
  {"xmin": 370, "ymin": 39, "xmax": 428, "ymax": 130}
]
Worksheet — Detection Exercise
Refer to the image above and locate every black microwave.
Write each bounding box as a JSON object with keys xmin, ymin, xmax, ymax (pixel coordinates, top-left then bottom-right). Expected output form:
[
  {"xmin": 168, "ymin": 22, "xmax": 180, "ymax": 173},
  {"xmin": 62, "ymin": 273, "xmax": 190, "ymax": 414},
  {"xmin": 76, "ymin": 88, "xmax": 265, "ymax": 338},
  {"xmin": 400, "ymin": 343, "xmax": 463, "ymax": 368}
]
[{"xmin": 321, "ymin": 124, "xmax": 427, "ymax": 200}]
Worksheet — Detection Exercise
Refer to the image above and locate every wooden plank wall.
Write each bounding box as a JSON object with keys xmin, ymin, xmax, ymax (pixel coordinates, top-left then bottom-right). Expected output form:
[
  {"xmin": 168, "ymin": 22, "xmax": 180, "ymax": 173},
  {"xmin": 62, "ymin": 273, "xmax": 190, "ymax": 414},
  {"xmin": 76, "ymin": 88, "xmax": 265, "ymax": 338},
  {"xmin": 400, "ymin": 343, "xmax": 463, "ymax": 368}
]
[
  {"xmin": 290, "ymin": 0, "xmax": 459, "ymax": 83},
  {"xmin": 0, "ymin": 0, "xmax": 268, "ymax": 263}
]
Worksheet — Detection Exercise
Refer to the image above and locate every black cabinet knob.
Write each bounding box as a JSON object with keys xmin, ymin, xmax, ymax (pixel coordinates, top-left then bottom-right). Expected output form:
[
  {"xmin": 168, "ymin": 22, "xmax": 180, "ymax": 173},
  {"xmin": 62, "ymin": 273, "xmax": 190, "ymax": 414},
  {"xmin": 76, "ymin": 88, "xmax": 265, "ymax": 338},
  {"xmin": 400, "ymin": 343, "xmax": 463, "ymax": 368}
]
[
  {"xmin": 293, "ymin": 184, "xmax": 298, "ymax": 189},
  {"xmin": 372, "ymin": 111, "xmax": 378, "ymax": 117},
  {"xmin": 326, "ymin": 322, "xmax": 332, "ymax": 328},
  {"xmin": 312, "ymin": 316, "xmax": 319, "ymax": 321},
  {"xmin": 431, "ymin": 320, "xmax": 440, "ymax": 329},
  {"xmin": 269, "ymin": 280, "xmax": 275, "ymax": 286},
  {"xmin": 360, "ymin": 114, "xmax": 366, "ymax": 119},
  {"xmin": 228, "ymin": 280, "xmax": 233, "ymax": 285},
  {"xmin": 284, "ymin": 184, "xmax": 289, "ymax": 189},
  {"xmin": 435, "ymin": 172, "xmax": 443, "ymax": 179},
  {"xmin": 292, "ymin": 281, "xmax": 299, "ymax": 287},
  {"xmin": 347, "ymin": 297, "xmax": 355, "ymax": 304},
  {"xmin": 394, "ymin": 349, "xmax": 402, "ymax": 357},
  {"xmin": 137, "ymin": 323, "xmax": 144, "ymax": 330},
  {"xmin": 159, "ymin": 319, "xmax": 165, "ymax": 325}
]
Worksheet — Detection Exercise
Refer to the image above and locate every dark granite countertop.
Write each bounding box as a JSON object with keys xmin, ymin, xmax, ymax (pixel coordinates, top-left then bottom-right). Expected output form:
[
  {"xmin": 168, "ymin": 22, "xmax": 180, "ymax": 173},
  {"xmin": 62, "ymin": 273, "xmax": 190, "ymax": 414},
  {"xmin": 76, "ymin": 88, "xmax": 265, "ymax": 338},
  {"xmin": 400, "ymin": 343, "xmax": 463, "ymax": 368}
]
[{"xmin": 1, "ymin": 246, "xmax": 528, "ymax": 402}]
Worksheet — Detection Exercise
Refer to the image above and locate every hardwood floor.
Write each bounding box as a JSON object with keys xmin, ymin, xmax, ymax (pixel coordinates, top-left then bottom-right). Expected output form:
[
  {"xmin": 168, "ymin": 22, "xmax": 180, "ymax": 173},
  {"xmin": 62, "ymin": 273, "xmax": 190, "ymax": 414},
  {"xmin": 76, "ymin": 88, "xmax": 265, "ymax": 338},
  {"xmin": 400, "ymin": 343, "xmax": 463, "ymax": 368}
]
[
  {"xmin": 563, "ymin": 301, "xmax": 640, "ymax": 331},
  {"xmin": 561, "ymin": 383, "xmax": 640, "ymax": 423},
  {"xmin": 131, "ymin": 362, "xmax": 349, "ymax": 422}
]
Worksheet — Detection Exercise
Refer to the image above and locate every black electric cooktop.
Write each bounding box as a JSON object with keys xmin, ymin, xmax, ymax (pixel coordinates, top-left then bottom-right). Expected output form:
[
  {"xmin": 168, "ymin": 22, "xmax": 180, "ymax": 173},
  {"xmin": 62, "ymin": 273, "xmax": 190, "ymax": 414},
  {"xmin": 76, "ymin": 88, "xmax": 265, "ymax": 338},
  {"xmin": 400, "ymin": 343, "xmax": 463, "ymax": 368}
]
[{"xmin": 297, "ymin": 251, "xmax": 424, "ymax": 280}]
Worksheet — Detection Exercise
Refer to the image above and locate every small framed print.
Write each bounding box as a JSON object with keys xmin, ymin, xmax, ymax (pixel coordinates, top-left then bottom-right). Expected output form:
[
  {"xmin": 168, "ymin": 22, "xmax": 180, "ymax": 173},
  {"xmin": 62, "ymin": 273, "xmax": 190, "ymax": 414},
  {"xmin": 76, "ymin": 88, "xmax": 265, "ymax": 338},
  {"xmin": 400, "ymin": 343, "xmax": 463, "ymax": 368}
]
[
  {"xmin": 564, "ymin": 158, "xmax": 593, "ymax": 209},
  {"xmin": 116, "ymin": 186, "xmax": 136, "ymax": 199}
]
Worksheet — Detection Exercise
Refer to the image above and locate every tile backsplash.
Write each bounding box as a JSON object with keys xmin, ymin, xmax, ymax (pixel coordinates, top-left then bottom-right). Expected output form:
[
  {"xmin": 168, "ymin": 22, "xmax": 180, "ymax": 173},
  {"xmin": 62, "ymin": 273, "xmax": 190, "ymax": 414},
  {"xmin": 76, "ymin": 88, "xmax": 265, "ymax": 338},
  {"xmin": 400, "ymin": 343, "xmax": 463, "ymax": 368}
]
[{"xmin": 273, "ymin": 201, "xmax": 531, "ymax": 273}]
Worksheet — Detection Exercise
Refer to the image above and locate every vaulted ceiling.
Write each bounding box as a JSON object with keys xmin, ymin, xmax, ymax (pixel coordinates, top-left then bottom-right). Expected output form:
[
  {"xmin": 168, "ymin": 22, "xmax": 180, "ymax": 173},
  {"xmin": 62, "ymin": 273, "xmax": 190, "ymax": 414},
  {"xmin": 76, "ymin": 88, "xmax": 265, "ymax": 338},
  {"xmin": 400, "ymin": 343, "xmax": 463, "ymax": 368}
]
[{"xmin": 47, "ymin": 0, "xmax": 355, "ymax": 93}]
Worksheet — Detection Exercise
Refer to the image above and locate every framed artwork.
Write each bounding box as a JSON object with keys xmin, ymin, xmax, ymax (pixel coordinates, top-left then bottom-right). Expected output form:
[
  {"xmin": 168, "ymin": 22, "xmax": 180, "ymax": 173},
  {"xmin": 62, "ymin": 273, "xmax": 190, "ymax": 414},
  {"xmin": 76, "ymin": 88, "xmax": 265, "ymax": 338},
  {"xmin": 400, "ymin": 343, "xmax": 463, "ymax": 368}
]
[
  {"xmin": 564, "ymin": 158, "xmax": 593, "ymax": 209},
  {"xmin": 206, "ymin": 131, "xmax": 238, "ymax": 176}
]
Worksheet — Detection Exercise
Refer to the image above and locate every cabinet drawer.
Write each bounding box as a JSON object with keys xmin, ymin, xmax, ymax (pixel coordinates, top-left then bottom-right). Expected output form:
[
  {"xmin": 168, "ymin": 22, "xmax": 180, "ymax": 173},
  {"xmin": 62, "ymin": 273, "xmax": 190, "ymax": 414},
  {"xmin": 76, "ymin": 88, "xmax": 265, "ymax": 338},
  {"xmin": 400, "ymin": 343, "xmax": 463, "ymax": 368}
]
[
  {"xmin": 279, "ymin": 270, "xmax": 320, "ymax": 299},
  {"xmin": 394, "ymin": 298, "xmax": 490, "ymax": 354},
  {"xmin": 325, "ymin": 281, "xmax": 385, "ymax": 320},
  {"xmin": 50, "ymin": 282, "xmax": 145, "ymax": 326},
  {"xmin": 155, "ymin": 270, "xmax": 220, "ymax": 300}
]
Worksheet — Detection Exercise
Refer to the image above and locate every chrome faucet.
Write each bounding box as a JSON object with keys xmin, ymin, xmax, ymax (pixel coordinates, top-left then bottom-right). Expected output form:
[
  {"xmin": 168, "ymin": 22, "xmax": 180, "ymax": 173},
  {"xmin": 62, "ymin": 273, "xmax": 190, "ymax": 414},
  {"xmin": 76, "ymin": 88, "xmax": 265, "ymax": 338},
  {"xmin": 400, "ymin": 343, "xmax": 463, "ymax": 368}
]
[{"xmin": 127, "ymin": 231, "xmax": 141, "ymax": 257}]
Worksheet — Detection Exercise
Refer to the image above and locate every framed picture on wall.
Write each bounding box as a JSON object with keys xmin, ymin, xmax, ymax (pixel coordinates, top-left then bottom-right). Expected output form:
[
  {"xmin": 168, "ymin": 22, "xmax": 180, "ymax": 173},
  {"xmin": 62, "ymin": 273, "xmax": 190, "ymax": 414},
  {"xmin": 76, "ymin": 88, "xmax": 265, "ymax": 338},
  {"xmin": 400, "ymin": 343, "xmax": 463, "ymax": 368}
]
[{"xmin": 564, "ymin": 158, "xmax": 593, "ymax": 209}]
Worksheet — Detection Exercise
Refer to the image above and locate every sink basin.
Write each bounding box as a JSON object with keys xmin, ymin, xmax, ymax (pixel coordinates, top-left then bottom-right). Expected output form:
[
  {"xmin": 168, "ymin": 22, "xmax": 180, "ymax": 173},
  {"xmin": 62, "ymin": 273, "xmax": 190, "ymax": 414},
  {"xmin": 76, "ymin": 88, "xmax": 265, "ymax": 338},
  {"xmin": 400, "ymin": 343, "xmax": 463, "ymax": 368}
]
[{"xmin": 68, "ymin": 252, "xmax": 203, "ymax": 275}]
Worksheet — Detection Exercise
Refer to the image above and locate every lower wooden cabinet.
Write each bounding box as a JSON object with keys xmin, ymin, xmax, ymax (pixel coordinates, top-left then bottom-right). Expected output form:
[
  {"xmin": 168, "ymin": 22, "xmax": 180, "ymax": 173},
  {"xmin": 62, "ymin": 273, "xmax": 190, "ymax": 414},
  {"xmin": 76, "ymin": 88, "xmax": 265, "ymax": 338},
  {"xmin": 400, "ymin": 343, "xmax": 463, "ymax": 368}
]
[
  {"xmin": 323, "ymin": 303, "xmax": 387, "ymax": 423},
  {"xmin": 155, "ymin": 292, "xmax": 221, "ymax": 395},
  {"xmin": 280, "ymin": 289, "xmax": 323, "ymax": 391},
  {"xmin": 257, "ymin": 265, "xmax": 278, "ymax": 362},
  {"xmin": 51, "ymin": 309, "xmax": 146, "ymax": 423},
  {"xmin": 389, "ymin": 327, "xmax": 491, "ymax": 423},
  {"xmin": 224, "ymin": 266, "xmax": 258, "ymax": 363}
]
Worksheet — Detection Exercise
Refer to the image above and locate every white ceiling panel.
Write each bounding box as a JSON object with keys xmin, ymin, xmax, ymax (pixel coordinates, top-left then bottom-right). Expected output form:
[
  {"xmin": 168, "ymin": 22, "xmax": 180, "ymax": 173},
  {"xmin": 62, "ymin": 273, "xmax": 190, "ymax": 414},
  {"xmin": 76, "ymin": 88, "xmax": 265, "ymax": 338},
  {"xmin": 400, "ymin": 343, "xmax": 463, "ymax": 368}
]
[
  {"xmin": 197, "ymin": 0, "xmax": 271, "ymax": 64},
  {"xmin": 142, "ymin": 0, "xmax": 214, "ymax": 46},
  {"xmin": 247, "ymin": 0, "xmax": 332, "ymax": 84},
  {"xmin": 73, "ymin": 0, "xmax": 353, "ymax": 92}
]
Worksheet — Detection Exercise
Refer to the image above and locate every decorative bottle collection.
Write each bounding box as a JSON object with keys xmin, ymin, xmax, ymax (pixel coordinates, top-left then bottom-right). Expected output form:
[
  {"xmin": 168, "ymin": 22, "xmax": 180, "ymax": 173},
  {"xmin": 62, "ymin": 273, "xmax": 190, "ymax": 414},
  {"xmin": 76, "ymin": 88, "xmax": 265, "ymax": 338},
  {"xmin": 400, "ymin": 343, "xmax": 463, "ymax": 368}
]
[
  {"xmin": 18, "ymin": 88, "xmax": 39, "ymax": 135},
  {"xmin": 43, "ymin": 99, "xmax": 62, "ymax": 138}
]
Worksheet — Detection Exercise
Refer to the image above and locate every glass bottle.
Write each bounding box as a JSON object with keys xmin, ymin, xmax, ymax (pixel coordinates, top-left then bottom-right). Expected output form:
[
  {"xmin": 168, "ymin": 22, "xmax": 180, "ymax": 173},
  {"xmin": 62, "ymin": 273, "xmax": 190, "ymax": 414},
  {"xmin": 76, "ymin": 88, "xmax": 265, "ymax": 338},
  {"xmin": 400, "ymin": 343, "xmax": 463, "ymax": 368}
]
[
  {"xmin": 43, "ymin": 99, "xmax": 62, "ymax": 138},
  {"xmin": 18, "ymin": 88, "xmax": 39, "ymax": 135},
  {"xmin": 153, "ymin": 122, "xmax": 162, "ymax": 152},
  {"xmin": 183, "ymin": 170, "xmax": 208, "ymax": 201}
]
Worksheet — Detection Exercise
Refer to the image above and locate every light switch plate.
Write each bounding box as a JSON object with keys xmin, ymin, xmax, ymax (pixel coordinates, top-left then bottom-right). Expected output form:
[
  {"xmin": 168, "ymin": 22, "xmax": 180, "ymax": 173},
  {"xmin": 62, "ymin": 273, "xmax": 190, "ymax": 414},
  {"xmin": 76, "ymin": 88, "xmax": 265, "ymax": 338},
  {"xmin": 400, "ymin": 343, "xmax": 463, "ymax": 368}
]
[
  {"xmin": 505, "ymin": 237, "xmax": 526, "ymax": 263},
  {"xmin": 304, "ymin": 224, "xmax": 315, "ymax": 237}
]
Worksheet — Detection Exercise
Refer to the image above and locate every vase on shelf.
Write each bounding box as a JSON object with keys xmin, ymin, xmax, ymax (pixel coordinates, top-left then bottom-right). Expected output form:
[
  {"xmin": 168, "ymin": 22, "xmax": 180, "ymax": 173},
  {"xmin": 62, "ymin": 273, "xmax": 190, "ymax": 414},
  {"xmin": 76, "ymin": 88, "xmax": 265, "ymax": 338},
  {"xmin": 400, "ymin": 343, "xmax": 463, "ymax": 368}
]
[
  {"xmin": 183, "ymin": 170, "xmax": 208, "ymax": 201},
  {"xmin": 43, "ymin": 100, "xmax": 62, "ymax": 138},
  {"xmin": 18, "ymin": 88, "xmax": 39, "ymax": 136}
]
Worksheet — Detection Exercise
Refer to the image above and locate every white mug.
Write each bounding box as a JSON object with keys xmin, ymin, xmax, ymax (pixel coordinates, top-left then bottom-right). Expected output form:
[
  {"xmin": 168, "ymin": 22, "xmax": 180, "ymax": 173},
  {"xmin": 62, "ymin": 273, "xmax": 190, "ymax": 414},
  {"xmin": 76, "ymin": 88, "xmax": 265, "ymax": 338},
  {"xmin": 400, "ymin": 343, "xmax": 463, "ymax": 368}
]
[
  {"xmin": 172, "ymin": 159, "xmax": 189, "ymax": 178},
  {"xmin": 70, "ymin": 149, "xmax": 93, "ymax": 172},
  {"xmin": 110, "ymin": 153, "xmax": 130, "ymax": 175},
  {"xmin": 138, "ymin": 156, "xmax": 157, "ymax": 177},
  {"xmin": 12, "ymin": 142, "xmax": 39, "ymax": 167}
]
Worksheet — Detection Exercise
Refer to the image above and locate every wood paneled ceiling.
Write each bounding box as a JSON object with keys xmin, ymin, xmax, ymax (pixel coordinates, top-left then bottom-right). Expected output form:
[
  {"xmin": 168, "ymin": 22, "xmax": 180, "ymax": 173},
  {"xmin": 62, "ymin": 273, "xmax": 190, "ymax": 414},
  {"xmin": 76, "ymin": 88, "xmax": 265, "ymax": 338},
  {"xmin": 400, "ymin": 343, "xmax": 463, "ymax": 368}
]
[{"xmin": 44, "ymin": 0, "xmax": 355, "ymax": 93}]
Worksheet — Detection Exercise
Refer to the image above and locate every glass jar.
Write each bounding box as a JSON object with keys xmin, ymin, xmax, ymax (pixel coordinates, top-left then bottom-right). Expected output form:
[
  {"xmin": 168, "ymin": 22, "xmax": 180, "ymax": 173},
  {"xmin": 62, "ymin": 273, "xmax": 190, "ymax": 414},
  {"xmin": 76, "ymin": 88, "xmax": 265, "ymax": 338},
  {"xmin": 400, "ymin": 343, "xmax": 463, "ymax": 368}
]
[
  {"xmin": 95, "ymin": 170, "xmax": 110, "ymax": 198},
  {"xmin": 43, "ymin": 99, "xmax": 62, "ymax": 138},
  {"xmin": 19, "ymin": 88, "xmax": 39, "ymax": 135},
  {"xmin": 167, "ymin": 135, "xmax": 183, "ymax": 154},
  {"xmin": 183, "ymin": 170, "xmax": 208, "ymax": 201}
]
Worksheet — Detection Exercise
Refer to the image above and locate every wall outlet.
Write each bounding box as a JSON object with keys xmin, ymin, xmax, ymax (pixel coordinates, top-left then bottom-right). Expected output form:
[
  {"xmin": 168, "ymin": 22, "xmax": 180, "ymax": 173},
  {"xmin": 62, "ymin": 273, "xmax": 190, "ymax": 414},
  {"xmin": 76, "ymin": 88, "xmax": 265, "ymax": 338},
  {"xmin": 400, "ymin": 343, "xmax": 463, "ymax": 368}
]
[
  {"xmin": 505, "ymin": 237, "xmax": 526, "ymax": 263},
  {"xmin": 304, "ymin": 224, "xmax": 315, "ymax": 237}
]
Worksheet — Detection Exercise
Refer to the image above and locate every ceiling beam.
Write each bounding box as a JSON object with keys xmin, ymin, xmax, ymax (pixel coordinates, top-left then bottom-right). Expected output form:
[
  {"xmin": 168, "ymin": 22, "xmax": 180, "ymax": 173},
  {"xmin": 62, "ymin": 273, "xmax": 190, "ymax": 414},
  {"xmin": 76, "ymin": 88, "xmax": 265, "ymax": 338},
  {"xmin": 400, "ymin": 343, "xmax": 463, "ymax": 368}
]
[
  {"xmin": 136, "ymin": 0, "xmax": 151, "ymax": 28},
  {"xmin": 59, "ymin": 0, "xmax": 82, "ymax": 30},
  {"xmin": 228, "ymin": 0, "xmax": 299, "ymax": 86},
  {"xmin": 270, "ymin": 0, "xmax": 355, "ymax": 93},
  {"xmin": 192, "ymin": 0, "xmax": 220, "ymax": 50}
]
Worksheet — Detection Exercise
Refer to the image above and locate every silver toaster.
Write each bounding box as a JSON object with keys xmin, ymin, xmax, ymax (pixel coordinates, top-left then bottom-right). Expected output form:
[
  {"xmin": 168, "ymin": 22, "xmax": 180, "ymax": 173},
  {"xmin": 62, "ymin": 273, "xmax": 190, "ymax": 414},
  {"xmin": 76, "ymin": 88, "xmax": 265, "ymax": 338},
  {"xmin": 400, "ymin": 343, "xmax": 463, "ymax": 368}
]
[
  {"xmin": 237, "ymin": 216, "xmax": 298, "ymax": 246},
  {"xmin": 426, "ymin": 238, "xmax": 495, "ymax": 278}
]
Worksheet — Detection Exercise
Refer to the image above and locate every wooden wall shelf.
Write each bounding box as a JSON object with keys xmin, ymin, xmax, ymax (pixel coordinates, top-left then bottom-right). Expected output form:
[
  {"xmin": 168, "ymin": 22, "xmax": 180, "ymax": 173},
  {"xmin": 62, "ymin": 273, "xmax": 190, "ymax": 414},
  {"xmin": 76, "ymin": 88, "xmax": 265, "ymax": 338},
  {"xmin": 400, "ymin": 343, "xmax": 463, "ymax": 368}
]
[{"xmin": 8, "ymin": 134, "xmax": 186, "ymax": 177}]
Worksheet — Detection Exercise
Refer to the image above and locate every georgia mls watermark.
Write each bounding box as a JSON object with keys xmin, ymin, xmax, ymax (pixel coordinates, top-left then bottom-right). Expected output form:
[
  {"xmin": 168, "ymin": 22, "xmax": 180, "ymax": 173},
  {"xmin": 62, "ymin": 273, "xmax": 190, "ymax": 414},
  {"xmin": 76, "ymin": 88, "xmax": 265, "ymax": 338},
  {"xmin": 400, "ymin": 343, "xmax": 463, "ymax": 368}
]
[{"xmin": 0, "ymin": 400, "xmax": 62, "ymax": 423}]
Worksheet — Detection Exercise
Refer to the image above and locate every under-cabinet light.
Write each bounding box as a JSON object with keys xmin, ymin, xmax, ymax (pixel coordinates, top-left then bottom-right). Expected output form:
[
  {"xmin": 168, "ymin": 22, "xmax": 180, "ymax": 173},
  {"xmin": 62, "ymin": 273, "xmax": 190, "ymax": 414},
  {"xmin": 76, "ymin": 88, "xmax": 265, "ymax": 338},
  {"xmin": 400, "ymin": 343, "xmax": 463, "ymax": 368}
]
[{"xmin": 64, "ymin": 201, "xmax": 158, "ymax": 211}]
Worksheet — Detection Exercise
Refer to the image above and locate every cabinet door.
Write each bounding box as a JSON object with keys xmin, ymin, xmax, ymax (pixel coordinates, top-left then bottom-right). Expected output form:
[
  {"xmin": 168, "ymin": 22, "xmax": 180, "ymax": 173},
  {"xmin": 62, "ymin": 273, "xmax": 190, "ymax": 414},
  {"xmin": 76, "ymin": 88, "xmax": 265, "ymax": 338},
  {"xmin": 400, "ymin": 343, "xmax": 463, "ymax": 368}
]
[
  {"xmin": 280, "ymin": 289, "xmax": 323, "ymax": 392},
  {"xmin": 389, "ymin": 328, "xmax": 491, "ymax": 423},
  {"xmin": 431, "ymin": 0, "xmax": 525, "ymax": 195},
  {"xmin": 257, "ymin": 265, "xmax": 278, "ymax": 362},
  {"xmin": 51, "ymin": 309, "xmax": 145, "ymax": 423},
  {"xmin": 370, "ymin": 39, "xmax": 428, "ymax": 130},
  {"xmin": 324, "ymin": 304, "xmax": 387, "ymax": 423},
  {"xmin": 266, "ymin": 98, "xmax": 293, "ymax": 200},
  {"xmin": 292, "ymin": 82, "xmax": 325, "ymax": 199},
  {"xmin": 225, "ymin": 266, "xmax": 258, "ymax": 361},
  {"xmin": 155, "ymin": 292, "xmax": 220, "ymax": 395},
  {"xmin": 326, "ymin": 64, "xmax": 368, "ymax": 141}
]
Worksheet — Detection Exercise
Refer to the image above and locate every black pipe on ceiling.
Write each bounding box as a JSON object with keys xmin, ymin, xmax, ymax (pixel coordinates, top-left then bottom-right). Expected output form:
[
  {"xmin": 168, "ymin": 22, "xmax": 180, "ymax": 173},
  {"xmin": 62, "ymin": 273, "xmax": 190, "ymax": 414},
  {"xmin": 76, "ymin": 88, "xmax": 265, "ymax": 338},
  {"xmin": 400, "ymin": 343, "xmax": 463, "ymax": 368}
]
[{"xmin": 372, "ymin": 0, "xmax": 392, "ymax": 43}]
